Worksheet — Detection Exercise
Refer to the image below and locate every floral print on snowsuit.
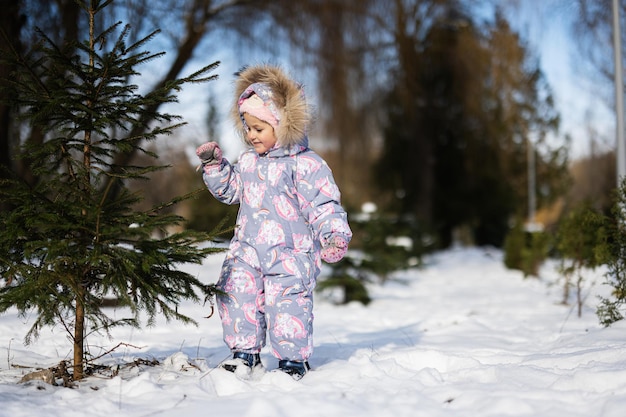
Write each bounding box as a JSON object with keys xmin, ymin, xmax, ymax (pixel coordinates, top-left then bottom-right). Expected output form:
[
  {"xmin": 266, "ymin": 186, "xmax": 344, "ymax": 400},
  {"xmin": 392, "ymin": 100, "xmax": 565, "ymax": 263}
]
[{"xmin": 202, "ymin": 139, "xmax": 351, "ymax": 361}]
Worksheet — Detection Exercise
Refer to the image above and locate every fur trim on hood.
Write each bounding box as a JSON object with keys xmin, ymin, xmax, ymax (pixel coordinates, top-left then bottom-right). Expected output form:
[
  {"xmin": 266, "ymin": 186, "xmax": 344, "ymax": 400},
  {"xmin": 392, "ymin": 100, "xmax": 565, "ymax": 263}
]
[{"xmin": 232, "ymin": 65, "xmax": 310, "ymax": 148}]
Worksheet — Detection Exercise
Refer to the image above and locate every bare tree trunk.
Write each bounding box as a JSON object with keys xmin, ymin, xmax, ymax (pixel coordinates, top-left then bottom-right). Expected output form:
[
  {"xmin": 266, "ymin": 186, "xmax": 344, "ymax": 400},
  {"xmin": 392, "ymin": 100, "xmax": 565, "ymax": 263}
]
[
  {"xmin": 73, "ymin": 285, "xmax": 86, "ymax": 380},
  {"xmin": 0, "ymin": 0, "xmax": 24, "ymax": 207},
  {"xmin": 394, "ymin": 5, "xmax": 433, "ymax": 224},
  {"xmin": 55, "ymin": 0, "xmax": 80, "ymax": 44}
]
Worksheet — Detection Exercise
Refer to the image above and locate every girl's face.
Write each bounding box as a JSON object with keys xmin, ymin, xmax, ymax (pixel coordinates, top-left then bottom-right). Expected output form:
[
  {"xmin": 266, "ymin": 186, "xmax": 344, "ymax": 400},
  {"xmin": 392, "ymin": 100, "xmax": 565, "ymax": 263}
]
[{"xmin": 243, "ymin": 113, "xmax": 278, "ymax": 155}]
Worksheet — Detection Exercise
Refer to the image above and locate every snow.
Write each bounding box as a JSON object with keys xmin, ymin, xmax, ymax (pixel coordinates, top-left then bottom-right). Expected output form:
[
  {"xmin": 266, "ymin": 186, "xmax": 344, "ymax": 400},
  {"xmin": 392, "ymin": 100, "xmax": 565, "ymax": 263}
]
[{"xmin": 1, "ymin": 247, "xmax": 626, "ymax": 417}]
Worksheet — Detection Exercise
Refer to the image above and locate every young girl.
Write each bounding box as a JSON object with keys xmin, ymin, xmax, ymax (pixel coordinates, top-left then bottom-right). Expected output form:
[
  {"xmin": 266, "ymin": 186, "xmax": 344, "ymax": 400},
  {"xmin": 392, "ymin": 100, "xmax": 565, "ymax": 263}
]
[{"xmin": 196, "ymin": 64, "xmax": 351, "ymax": 380}]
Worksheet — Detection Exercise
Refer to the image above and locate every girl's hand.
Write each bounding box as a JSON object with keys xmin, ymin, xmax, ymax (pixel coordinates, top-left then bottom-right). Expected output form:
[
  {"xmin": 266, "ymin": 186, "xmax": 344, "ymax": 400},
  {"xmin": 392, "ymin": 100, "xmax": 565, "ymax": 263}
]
[
  {"xmin": 196, "ymin": 142, "xmax": 223, "ymax": 166},
  {"xmin": 321, "ymin": 236, "xmax": 348, "ymax": 263}
]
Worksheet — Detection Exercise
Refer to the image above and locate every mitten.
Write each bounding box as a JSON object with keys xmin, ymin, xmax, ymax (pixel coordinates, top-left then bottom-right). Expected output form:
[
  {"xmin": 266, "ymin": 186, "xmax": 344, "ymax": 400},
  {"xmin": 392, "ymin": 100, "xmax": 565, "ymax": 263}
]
[
  {"xmin": 321, "ymin": 236, "xmax": 348, "ymax": 263},
  {"xmin": 196, "ymin": 142, "xmax": 223, "ymax": 166}
]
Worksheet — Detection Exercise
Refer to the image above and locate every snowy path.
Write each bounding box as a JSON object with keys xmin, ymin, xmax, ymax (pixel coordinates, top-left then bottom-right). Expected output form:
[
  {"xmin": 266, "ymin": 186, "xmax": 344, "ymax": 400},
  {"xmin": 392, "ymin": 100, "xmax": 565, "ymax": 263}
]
[{"xmin": 1, "ymin": 247, "xmax": 625, "ymax": 417}]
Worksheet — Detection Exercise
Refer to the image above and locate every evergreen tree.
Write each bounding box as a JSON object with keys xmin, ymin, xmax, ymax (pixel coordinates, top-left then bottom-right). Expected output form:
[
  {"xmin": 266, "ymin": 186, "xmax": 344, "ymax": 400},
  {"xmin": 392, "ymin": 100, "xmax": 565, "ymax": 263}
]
[
  {"xmin": 596, "ymin": 179, "xmax": 626, "ymax": 326},
  {"xmin": 0, "ymin": 0, "xmax": 222, "ymax": 380},
  {"xmin": 555, "ymin": 202, "xmax": 605, "ymax": 316},
  {"xmin": 374, "ymin": 9, "xmax": 568, "ymax": 248}
]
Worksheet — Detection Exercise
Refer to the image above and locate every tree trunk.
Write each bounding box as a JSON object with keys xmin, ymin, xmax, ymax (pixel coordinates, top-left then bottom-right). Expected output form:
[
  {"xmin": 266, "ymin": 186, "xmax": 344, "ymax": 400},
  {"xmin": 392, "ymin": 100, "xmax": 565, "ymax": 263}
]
[
  {"xmin": 73, "ymin": 285, "xmax": 86, "ymax": 380},
  {"xmin": 0, "ymin": 0, "xmax": 24, "ymax": 207}
]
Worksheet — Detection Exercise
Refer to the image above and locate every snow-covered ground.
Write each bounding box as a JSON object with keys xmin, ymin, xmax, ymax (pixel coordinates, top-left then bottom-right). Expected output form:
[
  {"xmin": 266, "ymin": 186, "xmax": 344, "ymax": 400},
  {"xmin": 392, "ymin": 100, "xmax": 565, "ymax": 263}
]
[{"xmin": 1, "ymin": 247, "xmax": 625, "ymax": 417}]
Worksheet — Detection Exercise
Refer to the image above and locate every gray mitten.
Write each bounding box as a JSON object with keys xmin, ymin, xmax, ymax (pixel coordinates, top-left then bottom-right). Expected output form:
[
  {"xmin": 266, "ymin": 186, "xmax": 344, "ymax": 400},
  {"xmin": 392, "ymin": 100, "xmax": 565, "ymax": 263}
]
[{"xmin": 196, "ymin": 142, "xmax": 223, "ymax": 166}]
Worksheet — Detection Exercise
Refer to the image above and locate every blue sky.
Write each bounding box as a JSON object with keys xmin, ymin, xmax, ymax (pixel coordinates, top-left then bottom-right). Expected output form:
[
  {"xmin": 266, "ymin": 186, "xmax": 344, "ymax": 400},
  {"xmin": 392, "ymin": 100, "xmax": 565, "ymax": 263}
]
[
  {"xmin": 507, "ymin": 1, "xmax": 616, "ymax": 159},
  {"xmin": 541, "ymin": 26, "xmax": 615, "ymax": 159}
]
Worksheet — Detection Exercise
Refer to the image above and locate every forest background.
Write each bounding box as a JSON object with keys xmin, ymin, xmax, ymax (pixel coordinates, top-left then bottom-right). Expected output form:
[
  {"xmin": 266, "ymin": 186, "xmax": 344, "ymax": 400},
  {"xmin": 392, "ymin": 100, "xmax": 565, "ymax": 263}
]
[{"xmin": 0, "ymin": 0, "xmax": 621, "ymax": 251}]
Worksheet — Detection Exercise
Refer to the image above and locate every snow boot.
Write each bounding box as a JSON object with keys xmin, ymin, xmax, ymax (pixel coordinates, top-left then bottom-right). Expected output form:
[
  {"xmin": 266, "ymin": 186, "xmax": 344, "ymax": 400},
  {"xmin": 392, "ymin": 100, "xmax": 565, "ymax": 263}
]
[
  {"xmin": 278, "ymin": 360, "xmax": 310, "ymax": 380},
  {"xmin": 221, "ymin": 352, "xmax": 262, "ymax": 377}
]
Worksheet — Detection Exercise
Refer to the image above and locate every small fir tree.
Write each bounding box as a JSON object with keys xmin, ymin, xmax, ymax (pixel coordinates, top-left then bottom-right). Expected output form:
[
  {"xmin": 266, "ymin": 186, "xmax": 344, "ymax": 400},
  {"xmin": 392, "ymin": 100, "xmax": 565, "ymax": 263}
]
[
  {"xmin": 317, "ymin": 207, "xmax": 424, "ymax": 305},
  {"xmin": 596, "ymin": 178, "xmax": 626, "ymax": 326},
  {"xmin": 353, "ymin": 210, "xmax": 422, "ymax": 283},
  {"xmin": 0, "ymin": 0, "xmax": 222, "ymax": 380},
  {"xmin": 555, "ymin": 203, "xmax": 606, "ymax": 317},
  {"xmin": 503, "ymin": 219, "xmax": 550, "ymax": 277},
  {"xmin": 503, "ymin": 220, "xmax": 526, "ymax": 271}
]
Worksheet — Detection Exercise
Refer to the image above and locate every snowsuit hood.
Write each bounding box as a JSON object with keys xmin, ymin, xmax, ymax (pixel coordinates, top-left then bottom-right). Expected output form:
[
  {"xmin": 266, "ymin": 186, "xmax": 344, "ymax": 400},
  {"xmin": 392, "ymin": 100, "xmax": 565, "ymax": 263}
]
[{"xmin": 232, "ymin": 65, "xmax": 311, "ymax": 150}]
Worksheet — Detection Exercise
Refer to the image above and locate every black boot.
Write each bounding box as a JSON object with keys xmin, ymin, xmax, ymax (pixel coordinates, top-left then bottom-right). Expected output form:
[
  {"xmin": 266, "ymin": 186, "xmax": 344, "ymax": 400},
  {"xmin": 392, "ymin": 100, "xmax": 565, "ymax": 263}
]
[
  {"xmin": 278, "ymin": 360, "xmax": 310, "ymax": 380},
  {"xmin": 222, "ymin": 352, "xmax": 262, "ymax": 373}
]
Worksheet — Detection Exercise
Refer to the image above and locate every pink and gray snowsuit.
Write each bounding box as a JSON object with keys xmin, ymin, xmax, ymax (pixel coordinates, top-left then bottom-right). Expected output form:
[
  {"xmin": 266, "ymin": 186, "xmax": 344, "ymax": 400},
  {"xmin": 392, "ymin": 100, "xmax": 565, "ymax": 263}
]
[
  {"xmin": 202, "ymin": 142, "xmax": 351, "ymax": 361},
  {"xmin": 200, "ymin": 65, "xmax": 352, "ymax": 362}
]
